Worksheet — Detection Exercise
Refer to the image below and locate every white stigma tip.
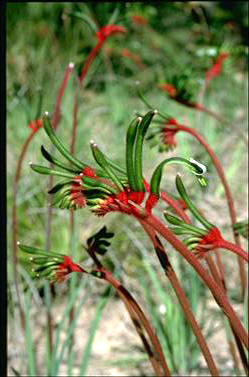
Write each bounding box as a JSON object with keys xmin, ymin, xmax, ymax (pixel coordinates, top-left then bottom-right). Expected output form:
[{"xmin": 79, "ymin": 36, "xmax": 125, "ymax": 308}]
[
  {"xmin": 137, "ymin": 116, "xmax": 142, "ymax": 122},
  {"xmin": 135, "ymin": 80, "xmax": 140, "ymax": 85},
  {"xmin": 90, "ymin": 140, "xmax": 95, "ymax": 145},
  {"xmin": 68, "ymin": 62, "xmax": 74, "ymax": 69},
  {"xmin": 44, "ymin": 111, "xmax": 49, "ymax": 116},
  {"xmin": 190, "ymin": 158, "xmax": 207, "ymax": 174},
  {"xmin": 79, "ymin": 173, "xmax": 83, "ymax": 176},
  {"xmin": 177, "ymin": 172, "xmax": 181, "ymax": 177},
  {"xmin": 153, "ymin": 110, "xmax": 158, "ymax": 114},
  {"xmin": 17, "ymin": 241, "xmax": 20, "ymax": 245},
  {"xmin": 29, "ymin": 161, "xmax": 33, "ymax": 165}
]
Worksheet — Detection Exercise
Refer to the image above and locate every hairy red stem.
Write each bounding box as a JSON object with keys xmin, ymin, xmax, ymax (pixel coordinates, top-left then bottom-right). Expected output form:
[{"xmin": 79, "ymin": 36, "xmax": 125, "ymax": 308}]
[
  {"xmin": 139, "ymin": 219, "xmax": 219, "ymax": 376},
  {"xmin": 102, "ymin": 269, "xmax": 170, "ymax": 376},
  {"xmin": 52, "ymin": 63, "xmax": 74, "ymax": 130},
  {"xmin": 145, "ymin": 214, "xmax": 248, "ymax": 349}
]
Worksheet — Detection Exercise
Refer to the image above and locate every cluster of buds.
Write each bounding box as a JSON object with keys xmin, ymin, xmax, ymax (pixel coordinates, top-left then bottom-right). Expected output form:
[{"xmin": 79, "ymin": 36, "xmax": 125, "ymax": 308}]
[
  {"xmin": 164, "ymin": 174, "xmax": 235, "ymax": 259},
  {"xmin": 18, "ymin": 226, "xmax": 115, "ymax": 283},
  {"xmin": 17, "ymin": 242, "xmax": 86, "ymax": 283},
  {"xmin": 30, "ymin": 111, "xmax": 207, "ymax": 218}
]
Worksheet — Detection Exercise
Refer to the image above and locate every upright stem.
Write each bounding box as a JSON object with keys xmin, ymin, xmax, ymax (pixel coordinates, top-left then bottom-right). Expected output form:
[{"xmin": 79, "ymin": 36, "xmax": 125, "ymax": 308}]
[
  {"xmin": 102, "ymin": 269, "xmax": 170, "ymax": 376},
  {"xmin": 205, "ymin": 255, "xmax": 248, "ymax": 375},
  {"xmin": 145, "ymin": 214, "xmax": 248, "ymax": 349},
  {"xmin": 12, "ymin": 131, "xmax": 36, "ymax": 329},
  {"xmin": 139, "ymin": 219, "xmax": 219, "ymax": 376},
  {"xmin": 177, "ymin": 124, "xmax": 247, "ymax": 298}
]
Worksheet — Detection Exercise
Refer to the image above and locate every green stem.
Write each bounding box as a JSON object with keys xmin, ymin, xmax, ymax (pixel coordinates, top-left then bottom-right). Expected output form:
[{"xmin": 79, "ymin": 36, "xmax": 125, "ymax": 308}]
[{"xmin": 150, "ymin": 157, "xmax": 207, "ymax": 198}]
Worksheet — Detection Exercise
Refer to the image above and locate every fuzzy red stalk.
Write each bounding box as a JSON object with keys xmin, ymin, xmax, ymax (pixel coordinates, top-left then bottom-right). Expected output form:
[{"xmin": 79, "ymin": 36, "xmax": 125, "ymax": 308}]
[
  {"xmin": 139, "ymin": 219, "xmax": 219, "ymax": 376},
  {"xmin": 145, "ymin": 213, "xmax": 248, "ymax": 349}
]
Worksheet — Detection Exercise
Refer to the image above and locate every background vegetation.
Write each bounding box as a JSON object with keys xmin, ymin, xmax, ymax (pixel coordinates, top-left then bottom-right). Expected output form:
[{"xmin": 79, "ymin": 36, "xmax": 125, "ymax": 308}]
[{"xmin": 7, "ymin": 2, "xmax": 248, "ymax": 376}]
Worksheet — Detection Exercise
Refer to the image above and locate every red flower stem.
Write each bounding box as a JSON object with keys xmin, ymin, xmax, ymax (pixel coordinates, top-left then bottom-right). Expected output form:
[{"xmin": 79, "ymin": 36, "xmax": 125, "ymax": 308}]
[
  {"xmin": 101, "ymin": 269, "xmax": 170, "ymax": 376},
  {"xmin": 218, "ymin": 240, "xmax": 248, "ymax": 262},
  {"xmin": 145, "ymin": 213, "xmax": 248, "ymax": 349},
  {"xmin": 162, "ymin": 167, "xmax": 246, "ymax": 373},
  {"xmin": 139, "ymin": 219, "xmax": 219, "ymax": 376},
  {"xmin": 205, "ymin": 255, "xmax": 248, "ymax": 375},
  {"xmin": 177, "ymin": 124, "xmax": 247, "ymax": 297},
  {"xmin": 12, "ymin": 131, "xmax": 36, "ymax": 329},
  {"xmin": 52, "ymin": 63, "xmax": 74, "ymax": 130},
  {"xmin": 87, "ymin": 250, "xmax": 169, "ymax": 376},
  {"xmin": 79, "ymin": 41, "xmax": 102, "ymax": 83}
]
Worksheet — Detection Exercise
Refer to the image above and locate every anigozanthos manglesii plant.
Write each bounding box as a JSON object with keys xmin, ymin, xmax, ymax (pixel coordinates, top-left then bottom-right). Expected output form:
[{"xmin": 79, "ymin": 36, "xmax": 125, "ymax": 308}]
[
  {"xmin": 164, "ymin": 174, "xmax": 248, "ymax": 262},
  {"xmin": 29, "ymin": 111, "xmax": 207, "ymax": 219}
]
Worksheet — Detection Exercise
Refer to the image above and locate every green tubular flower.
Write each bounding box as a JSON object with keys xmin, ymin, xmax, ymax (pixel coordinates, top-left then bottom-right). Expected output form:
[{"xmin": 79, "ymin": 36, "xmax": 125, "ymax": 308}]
[
  {"xmin": 150, "ymin": 157, "xmax": 207, "ymax": 199},
  {"xmin": 164, "ymin": 212, "xmax": 206, "ymax": 236},
  {"xmin": 126, "ymin": 116, "xmax": 141, "ymax": 191},
  {"xmin": 175, "ymin": 174, "xmax": 213, "ymax": 230},
  {"xmin": 134, "ymin": 110, "xmax": 157, "ymax": 192},
  {"xmin": 42, "ymin": 113, "xmax": 87, "ymax": 170},
  {"xmin": 90, "ymin": 141, "xmax": 125, "ymax": 192},
  {"xmin": 41, "ymin": 145, "xmax": 80, "ymax": 174}
]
